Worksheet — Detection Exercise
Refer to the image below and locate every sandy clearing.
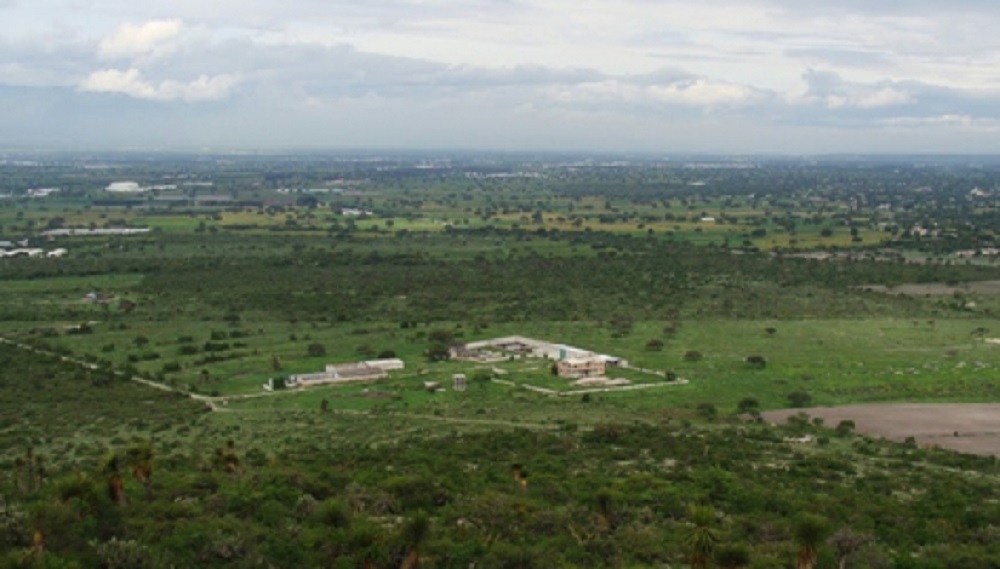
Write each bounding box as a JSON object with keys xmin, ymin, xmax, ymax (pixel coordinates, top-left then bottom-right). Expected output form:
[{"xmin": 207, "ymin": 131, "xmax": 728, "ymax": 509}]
[
  {"xmin": 763, "ymin": 403, "xmax": 1000, "ymax": 456},
  {"xmin": 859, "ymin": 280, "xmax": 1000, "ymax": 296}
]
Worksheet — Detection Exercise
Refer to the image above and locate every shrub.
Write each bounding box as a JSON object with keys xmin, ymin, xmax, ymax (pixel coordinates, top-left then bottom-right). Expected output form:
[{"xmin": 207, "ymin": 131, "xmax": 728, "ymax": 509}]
[
  {"xmin": 426, "ymin": 344, "xmax": 450, "ymax": 362},
  {"xmin": 737, "ymin": 397, "xmax": 760, "ymax": 415},
  {"xmin": 787, "ymin": 391, "xmax": 812, "ymax": 408},
  {"xmin": 835, "ymin": 420, "xmax": 856, "ymax": 437},
  {"xmin": 696, "ymin": 402, "xmax": 717, "ymax": 420},
  {"xmin": 683, "ymin": 350, "xmax": 703, "ymax": 362}
]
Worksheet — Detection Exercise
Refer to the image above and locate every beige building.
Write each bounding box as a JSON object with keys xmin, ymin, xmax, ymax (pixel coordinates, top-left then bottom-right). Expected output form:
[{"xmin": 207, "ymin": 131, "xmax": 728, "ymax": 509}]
[{"xmin": 557, "ymin": 358, "xmax": 606, "ymax": 379}]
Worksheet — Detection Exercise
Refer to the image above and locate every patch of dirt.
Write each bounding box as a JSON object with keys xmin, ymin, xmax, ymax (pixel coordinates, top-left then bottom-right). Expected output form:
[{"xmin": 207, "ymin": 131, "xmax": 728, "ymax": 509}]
[
  {"xmin": 355, "ymin": 391, "xmax": 402, "ymax": 400},
  {"xmin": 763, "ymin": 403, "xmax": 1000, "ymax": 456},
  {"xmin": 858, "ymin": 280, "xmax": 1000, "ymax": 296}
]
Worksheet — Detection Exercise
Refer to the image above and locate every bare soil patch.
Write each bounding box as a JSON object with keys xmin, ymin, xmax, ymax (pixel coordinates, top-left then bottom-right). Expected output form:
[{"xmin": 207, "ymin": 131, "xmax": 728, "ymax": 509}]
[
  {"xmin": 858, "ymin": 280, "xmax": 1000, "ymax": 296},
  {"xmin": 355, "ymin": 391, "xmax": 402, "ymax": 400},
  {"xmin": 763, "ymin": 403, "xmax": 1000, "ymax": 456}
]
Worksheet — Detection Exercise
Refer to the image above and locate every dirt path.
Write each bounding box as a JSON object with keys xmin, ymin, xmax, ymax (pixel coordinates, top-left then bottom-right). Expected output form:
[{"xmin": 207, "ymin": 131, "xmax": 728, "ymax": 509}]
[{"xmin": 763, "ymin": 403, "xmax": 1000, "ymax": 456}]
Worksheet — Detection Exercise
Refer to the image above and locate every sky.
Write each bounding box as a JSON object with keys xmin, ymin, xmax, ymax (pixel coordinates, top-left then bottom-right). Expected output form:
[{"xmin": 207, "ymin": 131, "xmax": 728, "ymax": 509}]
[{"xmin": 2, "ymin": 0, "xmax": 1000, "ymax": 153}]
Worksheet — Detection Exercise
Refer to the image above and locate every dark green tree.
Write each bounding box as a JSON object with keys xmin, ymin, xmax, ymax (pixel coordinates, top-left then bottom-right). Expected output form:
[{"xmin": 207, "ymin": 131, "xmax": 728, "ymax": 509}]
[
  {"xmin": 684, "ymin": 505, "xmax": 719, "ymax": 569},
  {"xmin": 794, "ymin": 514, "xmax": 830, "ymax": 569}
]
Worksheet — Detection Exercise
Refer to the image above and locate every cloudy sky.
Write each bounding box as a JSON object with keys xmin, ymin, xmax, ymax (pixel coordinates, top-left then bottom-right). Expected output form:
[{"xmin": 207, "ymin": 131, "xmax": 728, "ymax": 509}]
[{"xmin": 2, "ymin": 0, "xmax": 999, "ymax": 153}]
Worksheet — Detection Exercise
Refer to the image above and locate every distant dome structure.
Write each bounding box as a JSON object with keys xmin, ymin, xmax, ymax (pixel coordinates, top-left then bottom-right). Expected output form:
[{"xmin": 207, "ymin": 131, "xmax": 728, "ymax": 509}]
[{"xmin": 105, "ymin": 181, "xmax": 144, "ymax": 192}]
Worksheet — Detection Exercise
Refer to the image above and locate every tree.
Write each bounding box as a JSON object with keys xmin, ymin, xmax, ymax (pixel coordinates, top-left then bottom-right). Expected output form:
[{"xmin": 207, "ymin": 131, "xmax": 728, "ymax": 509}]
[
  {"xmin": 828, "ymin": 527, "xmax": 871, "ymax": 569},
  {"xmin": 94, "ymin": 537, "xmax": 154, "ymax": 569},
  {"xmin": 307, "ymin": 343, "xmax": 327, "ymax": 357},
  {"xmin": 684, "ymin": 350, "xmax": 703, "ymax": 362},
  {"xmin": 645, "ymin": 338, "xmax": 665, "ymax": 351},
  {"xmin": 427, "ymin": 329, "xmax": 454, "ymax": 345},
  {"xmin": 594, "ymin": 489, "xmax": 620, "ymax": 532},
  {"xmin": 14, "ymin": 448, "xmax": 46, "ymax": 495},
  {"xmin": 794, "ymin": 514, "xmax": 830, "ymax": 569},
  {"xmin": 684, "ymin": 505, "xmax": 719, "ymax": 569},
  {"xmin": 745, "ymin": 355, "xmax": 767, "ymax": 369},
  {"xmin": 765, "ymin": 327, "xmax": 777, "ymax": 336},
  {"xmin": 216, "ymin": 440, "xmax": 240, "ymax": 475},
  {"xmin": 101, "ymin": 452, "xmax": 127, "ymax": 506},
  {"xmin": 715, "ymin": 543, "xmax": 751, "ymax": 568},
  {"xmin": 834, "ymin": 420, "xmax": 855, "ymax": 437},
  {"xmin": 126, "ymin": 441, "xmax": 154, "ymax": 502},
  {"xmin": 425, "ymin": 344, "xmax": 450, "ymax": 362},
  {"xmin": 511, "ymin": 463, "xmax": 529, "ymax": 492},
  {"xmin": 696, "ymin": 402, "xmax": 717, "ymax": 420},
  {"xmin": 737, "ymin": 397, "xmax": 760, "ymax": 416},
  {"xmin": 398, "ymin": 513, "xmax": 431, "ymax": 569},
  {"xmin": 787, "ymin": 391, "xmax": 812, "ymax": 408}
]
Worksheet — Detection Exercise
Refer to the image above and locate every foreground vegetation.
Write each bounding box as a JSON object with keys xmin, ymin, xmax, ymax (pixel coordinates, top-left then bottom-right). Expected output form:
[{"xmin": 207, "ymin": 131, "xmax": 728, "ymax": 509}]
[
  {"xmin": 5, "ymin": 152, "xmax": 1000, "ymax": 567},
  {"xmin": 6, "ymin": 344, "xmax": 1000, "ymax": 568}
]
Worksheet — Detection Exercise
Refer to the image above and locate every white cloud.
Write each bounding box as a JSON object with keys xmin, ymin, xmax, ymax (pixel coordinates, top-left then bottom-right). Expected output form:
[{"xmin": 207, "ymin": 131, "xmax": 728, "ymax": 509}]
[
  {"xmin": 79, "ymin": 68, "xmax": 237, "ymax": 101},
  {"xmin": 798, "ymin": 70, "xmax": 916, "ymax": 111},
  {"xmin": 882, "ymin": 114, "xmax": 1000, "ymax": 131},
  {"xmin": 99, "ymin": 19, "xmax": 183, "ymax": 59},
  {"xmin": 648, "ymin": 79, "xmax": 755, "ymax": 106},
  {"xmin": 548, "ymin": 77, "xmax": 757, "ymax": 109},
  {"xmin": 823, "ymin": 87, "xmax": 912, "ymax": 110},
  {"xmin": 853, "ymin": 87, "xmax": 913, "ymax": 109}
]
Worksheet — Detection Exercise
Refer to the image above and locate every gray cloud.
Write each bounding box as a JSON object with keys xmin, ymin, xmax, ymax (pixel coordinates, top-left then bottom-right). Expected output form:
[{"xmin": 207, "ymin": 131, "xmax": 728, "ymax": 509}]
[
  {"xmin": 2, "ymin": 1, "xmax": 1000, "ymax": 152},
  {"xmin": 785, "ymin": 48, "xmax": 891, "ymax": 68},
  {"xmin": 0, "ymin": 37, "xmax": 95, "ymax": 87},
  {"xmin": 771, "ymin": 0, "xmax": 1000, "ymax": 16}
]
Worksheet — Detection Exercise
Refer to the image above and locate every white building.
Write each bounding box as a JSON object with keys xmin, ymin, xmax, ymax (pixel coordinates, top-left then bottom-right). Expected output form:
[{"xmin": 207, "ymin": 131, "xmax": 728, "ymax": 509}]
[
  {"xmin": 281, "ymin": 358, "xmax": 405, "ymax": 390},
  {"xmin": 105, "ymin": 181, "xmax": 144, "ymax": 193},
  {"xmin": 341, "ymin": 208, "xmax": 373, "ymax": 216},
  {"xmin": 0, "ymin": 248, "xmax": 44, "ymax": 258},
  {"xmin": 462, "ymin": 336, "xmax": 627, "ymax": 368},
  {"xmin": 41, "ymin": 228, "xmax": 151, "ymax": 237}
]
